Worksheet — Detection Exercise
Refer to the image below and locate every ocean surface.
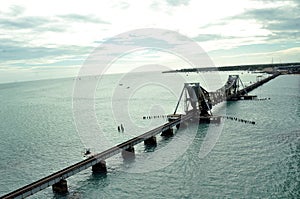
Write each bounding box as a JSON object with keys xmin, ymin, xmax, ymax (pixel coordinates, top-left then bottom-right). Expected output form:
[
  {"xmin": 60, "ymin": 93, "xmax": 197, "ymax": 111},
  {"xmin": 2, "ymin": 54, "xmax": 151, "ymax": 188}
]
[{"xmin": 0, "ymin": 71, "xmax": 299, "ymax": 198}]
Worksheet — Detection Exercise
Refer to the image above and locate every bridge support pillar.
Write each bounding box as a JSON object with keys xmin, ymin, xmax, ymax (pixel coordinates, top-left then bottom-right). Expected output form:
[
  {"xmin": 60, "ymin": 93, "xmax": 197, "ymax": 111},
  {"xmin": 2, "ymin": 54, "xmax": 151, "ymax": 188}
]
[
  {"xmin": 176, "ymin": 122, "xmax": 187, "ymax": 129},
  {"xmin": 199, "ymin": 116, "xmax": 221, "ymax": 124},
  {"xmin": 92, "ymin": 160, "xmax": 107, "ymax": 174},
  {"xmin": 161, "ymin": 128, "xmax": 173, "ymax": 137},
  {"xmin": 52, "ymin": 179, "xmax": 68, "ymax": 194},
  {"xmin": 122, "ymin": 146, "xmax": 135, "ymax": 159},
  {"xmin": 144, "ymin": 136, "xmax": 157, "ymax": 147}
]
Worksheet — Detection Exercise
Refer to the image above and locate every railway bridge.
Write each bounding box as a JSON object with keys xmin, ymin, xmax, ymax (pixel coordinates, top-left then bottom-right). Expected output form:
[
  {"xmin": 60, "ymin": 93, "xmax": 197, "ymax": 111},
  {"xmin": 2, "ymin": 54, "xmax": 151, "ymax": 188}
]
[{"xmin": 1, "ymin": 72, "xmax": 280, "ymax": 199}]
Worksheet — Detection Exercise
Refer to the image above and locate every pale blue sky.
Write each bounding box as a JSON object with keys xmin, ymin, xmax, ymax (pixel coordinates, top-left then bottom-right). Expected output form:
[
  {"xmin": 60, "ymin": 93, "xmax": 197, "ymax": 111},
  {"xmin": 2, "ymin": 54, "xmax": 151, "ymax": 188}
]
[{"xmin": 0, "ymin": 0, "xmax": 299, "ymax": 83}]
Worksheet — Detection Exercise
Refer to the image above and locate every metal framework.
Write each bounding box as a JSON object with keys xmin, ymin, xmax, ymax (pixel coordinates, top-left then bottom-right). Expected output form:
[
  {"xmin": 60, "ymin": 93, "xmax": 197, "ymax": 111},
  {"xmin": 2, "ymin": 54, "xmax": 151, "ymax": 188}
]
[
  {"xmin": 174, "ymin": 75, "xmax": 249, "ymax": 115},
  {"xmin": 173, "ymin": 83, "xmax": 212, "ymax": 116}
]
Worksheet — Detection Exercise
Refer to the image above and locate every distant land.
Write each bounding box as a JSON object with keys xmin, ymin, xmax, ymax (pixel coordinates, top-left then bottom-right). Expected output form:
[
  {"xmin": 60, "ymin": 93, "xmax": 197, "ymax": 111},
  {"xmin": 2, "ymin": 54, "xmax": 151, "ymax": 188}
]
[{"xmin": 162, "ymin": 62, "xmax": 300, "ymax": 74}]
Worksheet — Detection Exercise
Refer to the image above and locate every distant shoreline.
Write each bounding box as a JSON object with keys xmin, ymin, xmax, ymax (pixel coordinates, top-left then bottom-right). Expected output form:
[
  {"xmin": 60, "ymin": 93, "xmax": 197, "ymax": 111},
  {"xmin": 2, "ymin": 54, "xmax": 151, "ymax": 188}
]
[{"xmin": 162, "ymin": 62, "xmax": 300, "ymax": 74}]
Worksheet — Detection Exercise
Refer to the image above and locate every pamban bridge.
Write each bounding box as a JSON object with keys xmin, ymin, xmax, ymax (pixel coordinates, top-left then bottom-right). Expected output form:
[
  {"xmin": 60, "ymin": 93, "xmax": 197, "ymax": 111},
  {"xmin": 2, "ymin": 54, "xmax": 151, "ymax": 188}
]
[{"xmin": 1, "ymin": 70, "xmax": 281, "ymax": 199}]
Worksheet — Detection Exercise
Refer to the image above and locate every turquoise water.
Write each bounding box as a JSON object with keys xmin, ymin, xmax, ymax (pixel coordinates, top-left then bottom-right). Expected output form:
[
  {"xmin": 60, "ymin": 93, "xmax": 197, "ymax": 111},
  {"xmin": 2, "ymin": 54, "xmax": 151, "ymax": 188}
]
[{"xmin": 0, "ymin": 72, "xmax": 299, "ymax": 198}]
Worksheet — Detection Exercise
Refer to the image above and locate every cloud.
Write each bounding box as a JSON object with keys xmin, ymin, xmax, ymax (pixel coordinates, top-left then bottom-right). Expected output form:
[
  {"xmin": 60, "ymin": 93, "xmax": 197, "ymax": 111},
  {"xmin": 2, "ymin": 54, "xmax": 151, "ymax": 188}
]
[
  {"xmin": 124, "ymin": 36, "xmax": 177, "ymax": 49},
  {"xmin": 221, "ymin": 46, "xmax": 300, "ymax": 58},
  {"xmin": 112, "ymin": 1, "xmax": 130, "ymax": 9},
  {"xmin": 166, "ymin": 0, "xmax": 190, "ymax": 6},
  {"xmin": 0, "ymin": 43, "xmax": 52, "ymax": 62},
  {"xmin": 0, "ymin": 5, "xmax": 51, "ymax": 30},
  {"xmin": 58, "ymin": 14, "xmax": 110, "ymax": 24},
  {"xmin": 7, "ymin": 5, "xmax": 25, "ymax": 16},
  {"xmin": 0, "ymin": 16, "xmax": 50, "ymax": 29},
  {"xmin": 0, "ymin": 4, "xmax": 25, "ymax": 17},
  {"xmin": 192, "ymin": 34, "xmax": 234, "ymax": 42},
  {"xmin": 0, "ymin": 39, "xmax": 90, "ymax": 67},
  {"xmin": 0, "ymin": 0, "xmax": 299, "ymax": 83},
  {"xmin": 232, "ymin": 1, "xmax": 300, "ymax": 42},
  {"xmin": 192, "ymin": 0, "xmax": 299, "ymax": 53},
  {"xmin": 0, "ymin": 16, "xmax": 69, "ymax": 33},
  {"xmin": 241, "ymin": 6, "xmax": 299, "ymax": 30},
  {"xmin": 0, "ymin": 14, "xmax": 110, "ymax": 33}
]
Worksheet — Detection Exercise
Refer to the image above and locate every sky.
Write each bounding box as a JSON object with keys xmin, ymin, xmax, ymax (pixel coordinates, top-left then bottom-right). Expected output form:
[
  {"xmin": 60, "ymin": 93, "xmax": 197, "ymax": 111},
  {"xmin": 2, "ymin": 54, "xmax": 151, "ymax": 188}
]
[{"xmin": 0, "ymin": 0, "xmax": 299, "ymax": 83}]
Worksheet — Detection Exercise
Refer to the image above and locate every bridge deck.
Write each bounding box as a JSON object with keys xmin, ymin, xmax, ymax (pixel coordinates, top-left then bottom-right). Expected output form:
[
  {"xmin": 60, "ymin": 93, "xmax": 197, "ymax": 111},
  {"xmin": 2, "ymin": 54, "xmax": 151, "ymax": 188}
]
[{"xmin": 209, "ymin": 72, "xmax": 280, "ymax": 105}]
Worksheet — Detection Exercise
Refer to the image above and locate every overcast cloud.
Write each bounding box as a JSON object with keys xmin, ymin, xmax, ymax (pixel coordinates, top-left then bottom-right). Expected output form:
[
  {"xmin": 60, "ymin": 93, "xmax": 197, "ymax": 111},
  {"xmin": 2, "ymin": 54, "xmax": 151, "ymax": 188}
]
[{"xmin": 0, "ymin": 0, "xmax": 299, "ymax": 83}]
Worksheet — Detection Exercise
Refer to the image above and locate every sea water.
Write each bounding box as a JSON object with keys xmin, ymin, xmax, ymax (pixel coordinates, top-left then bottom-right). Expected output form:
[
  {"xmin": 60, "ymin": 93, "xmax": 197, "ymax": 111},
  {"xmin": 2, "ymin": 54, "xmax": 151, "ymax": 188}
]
[{"xmin": 0, "ymin": 71, "xmax": 299, "ymax": 198}]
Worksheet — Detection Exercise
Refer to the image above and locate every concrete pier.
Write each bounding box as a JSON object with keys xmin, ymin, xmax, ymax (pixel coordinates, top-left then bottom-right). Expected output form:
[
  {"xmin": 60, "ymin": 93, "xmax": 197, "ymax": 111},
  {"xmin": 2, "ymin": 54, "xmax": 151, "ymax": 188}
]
[
  {"xmin": 122, "ymin": 146, "xmax": 135, "ymax": 159},
  {"xmin": 92, "ymin": 160, "xmax": 107, "ymax": 174},
  {"xmin": 199, "ymin": 116, "xmax": 221, "ymax": 124},
  {"xmin": 240, "ymin": 95, "xmax": 257, "ymax": 100},
  {"xmin": 144, "ymin": 136, "xmax": 157, "ymax": 147},
  {"xmin": 161, "ymin": 128, "xmax": 174, "ymax": 137},
  {"xmin": 52, "ymin": 179, "xmax": 68, "ymax": 194}
]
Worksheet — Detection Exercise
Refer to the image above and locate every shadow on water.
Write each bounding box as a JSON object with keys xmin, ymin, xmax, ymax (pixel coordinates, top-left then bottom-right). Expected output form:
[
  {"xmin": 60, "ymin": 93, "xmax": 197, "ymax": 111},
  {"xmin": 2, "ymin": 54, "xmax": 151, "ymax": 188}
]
[
  {"xmin": 196, "ymin": 123, "xmax": 210, "ymax": 137},
  {"xmin": 53, "ymin": 192, "xmax": 69, "ymax": 199},
  {"xmin": 122, "ymin": 155, "xmax": 136, "ymax": 164},
  {"xmin": 144, "ymin": 145, "xmax": 157, "ymax": 152},
  {"xmin": 160, "ymin": 131, "xmax": 175, "ymax": 141}
]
